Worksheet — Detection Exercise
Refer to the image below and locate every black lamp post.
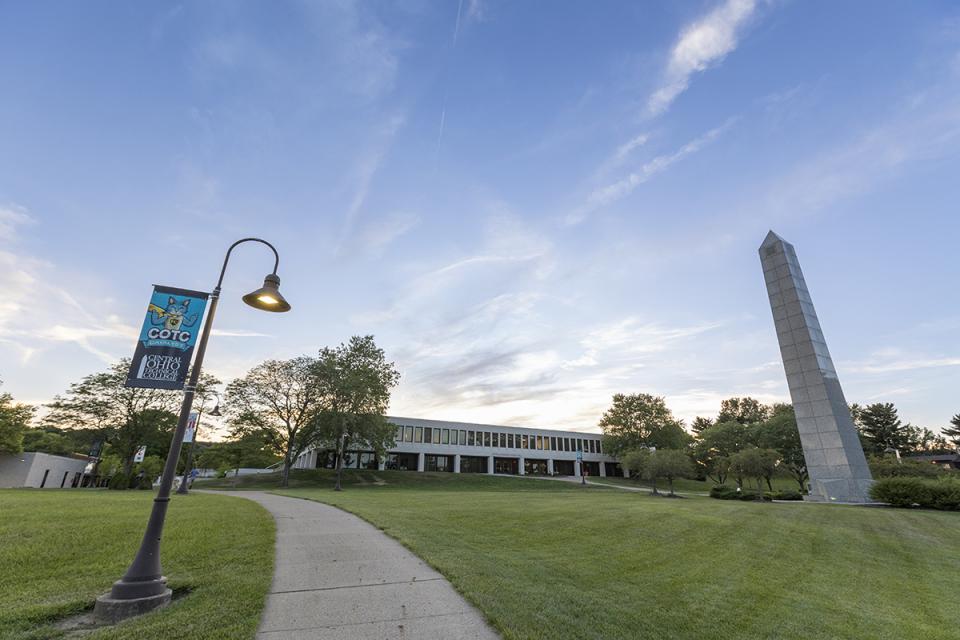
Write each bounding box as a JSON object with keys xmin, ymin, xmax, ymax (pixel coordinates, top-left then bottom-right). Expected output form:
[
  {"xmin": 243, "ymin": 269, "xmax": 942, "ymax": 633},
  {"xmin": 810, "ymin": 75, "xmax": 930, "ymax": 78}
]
[
  {"xmin": 175, "ymin": 390, "xmax": 221, "ymax": 495},
  {"xmin": 94, "ymin": 238, "xmax": 290, "ymax": 623}
]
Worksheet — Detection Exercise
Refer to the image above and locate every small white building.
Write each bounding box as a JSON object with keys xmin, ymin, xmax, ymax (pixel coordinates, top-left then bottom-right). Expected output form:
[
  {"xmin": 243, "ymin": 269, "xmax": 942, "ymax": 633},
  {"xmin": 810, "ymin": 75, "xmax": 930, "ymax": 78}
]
[
  {"xmin": 294, "ymin": 416, "xmax": 624, "ymax": 478},
  {"xmin": 0, "ymin": 452, "xmax": 89, "ymax": 489}
]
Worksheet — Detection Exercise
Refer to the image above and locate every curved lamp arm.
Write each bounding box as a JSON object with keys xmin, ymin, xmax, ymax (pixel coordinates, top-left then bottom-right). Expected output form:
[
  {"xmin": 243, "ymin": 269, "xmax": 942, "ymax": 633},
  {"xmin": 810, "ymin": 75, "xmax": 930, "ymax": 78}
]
[{"xmin": 216, "ymin": 238, "xmax": 281, "ymax": 291}]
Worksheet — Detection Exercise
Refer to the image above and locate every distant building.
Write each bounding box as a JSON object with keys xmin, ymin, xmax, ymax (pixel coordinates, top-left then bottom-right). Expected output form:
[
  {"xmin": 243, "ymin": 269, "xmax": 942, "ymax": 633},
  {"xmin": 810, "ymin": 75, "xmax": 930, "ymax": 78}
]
[
  {"xmin": 294, "ymin": 416, "xmax": 623, "ymax": 477},
  {"xmin": 903, "ymin": 453, "xmax": 960, "ymax": 470},
  {"xmin": 0, "ymin": 452, "xmax": 89, "ymax": 489}
]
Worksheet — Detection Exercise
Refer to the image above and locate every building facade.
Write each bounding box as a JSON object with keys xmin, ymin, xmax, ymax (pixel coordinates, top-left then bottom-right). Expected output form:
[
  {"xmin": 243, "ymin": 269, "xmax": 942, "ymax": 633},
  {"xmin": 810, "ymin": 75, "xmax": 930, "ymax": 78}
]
[
  {"xmin": 0, "ymin": 452, "xmax": 90, "ymax": 489},
  {"xmin": 294, "ymin": 416, "xmax": 624, "ymax": 478}
]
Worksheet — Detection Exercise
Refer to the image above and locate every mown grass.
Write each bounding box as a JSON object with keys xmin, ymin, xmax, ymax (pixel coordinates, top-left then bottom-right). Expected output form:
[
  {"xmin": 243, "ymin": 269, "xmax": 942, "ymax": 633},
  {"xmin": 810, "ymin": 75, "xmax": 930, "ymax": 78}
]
[
  {"xmin": 589, "ymin": 474, "xmax": 802, "ymax": 493},
  {"xmin": 213, "ymin": 468, "xmax": 960, "ymax": 640},
  {"xmin": 0, "ymin": 489, "xmax": 274, "ymax": 640}
]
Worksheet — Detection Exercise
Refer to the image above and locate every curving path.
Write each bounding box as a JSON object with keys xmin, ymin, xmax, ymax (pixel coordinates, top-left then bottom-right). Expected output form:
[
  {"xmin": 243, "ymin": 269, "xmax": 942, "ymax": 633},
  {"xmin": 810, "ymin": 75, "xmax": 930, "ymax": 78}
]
[{"xmin": 214, "ymin": 491, "xmax": 500, "ymax": 640}]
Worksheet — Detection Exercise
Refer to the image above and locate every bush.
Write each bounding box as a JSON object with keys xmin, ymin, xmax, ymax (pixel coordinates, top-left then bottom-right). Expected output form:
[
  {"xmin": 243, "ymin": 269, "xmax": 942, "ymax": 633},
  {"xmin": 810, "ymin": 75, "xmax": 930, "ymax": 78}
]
[
  {"xmin": 710, "ymin": 486, "xmax": 770, "ymax": 501},
  {"xmin": 870, "ymin": 477, "xmax": 960, "ymax": 510},
  {"xmin": 136, "ymin": 474, "xmax": 153, "ymax": 490},
  {"xmin": 869, "ymin": 457, "xmax": 949, "ymax": 479},
  {"xmin": 769, "ymin": 490, "xmax": 804, "ymax": 501},
  {"xmin": 107, "ymin": 472, "xmax": 129, "ymax": 490}
]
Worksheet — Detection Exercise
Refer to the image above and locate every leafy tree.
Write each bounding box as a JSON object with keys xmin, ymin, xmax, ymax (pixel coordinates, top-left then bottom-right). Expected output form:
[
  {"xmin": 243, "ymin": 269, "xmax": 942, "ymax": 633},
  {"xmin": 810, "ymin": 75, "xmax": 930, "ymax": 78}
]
[
  {"xmin": 195, "ymin": 429, "xmax": 281, "ymax": 474},
  {"xmin": 312, "ymin": 336, "xmax": 401, "ymax": 491},
  {"xmin": 692, "ymin": 421, "xmax": 749, "ymax": 484},
  {"xmin": 21, "ymin": 428, "xmax": 75, "ymax": 456},
  {"xmin": 690, "ymin": 416, "xmax": 713, "ymax": 434},
  {"xmin": 729, "ymin": 447, "xmax": 780, "ymax": 490},
  {"xmin": 0, "ymin": 383, "xmax": 33, "ymax": 455},
  {"xmin": 717, "ymin": 397, "xmax": 770, "ymax": 425},
  {"xmin": 858, "ymin": 403, "xmax": 914, "ymax": 455},
  {"xmin": 941, "ymin": 414, "xmax": 960, "ymax": 450},
  {"xmin": 751, "ymin": 406, "xmax": 808, "ymax": 491},
  {"xmin": 622, "ymin": 448, "xmax": 694, "ymax": 496},
  {"xmin": 599, "ymin": 393, "xmax": 689, "ymax": 456},
  {"xmin": 226, "ymin": 357, "xmax": 325, "ymax": 487},
  {"xmin": 42, "ymin": 360, "xmax": 202, "ymax": 477}
]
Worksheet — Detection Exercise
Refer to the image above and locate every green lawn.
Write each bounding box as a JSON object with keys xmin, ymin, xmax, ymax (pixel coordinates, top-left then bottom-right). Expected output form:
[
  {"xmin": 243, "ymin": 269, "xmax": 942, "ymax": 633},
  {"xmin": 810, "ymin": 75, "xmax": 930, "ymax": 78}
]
[
  {"xmin": 588, "ymin": 474, "xmax": 802, "ymax": 494},
  {"xmin": 210, "ymin": 468, "xmax": 960, "ymax": 640},
  {"xmin": 0, "ymin": 489, "xmax": 274, "ymax": 640}
]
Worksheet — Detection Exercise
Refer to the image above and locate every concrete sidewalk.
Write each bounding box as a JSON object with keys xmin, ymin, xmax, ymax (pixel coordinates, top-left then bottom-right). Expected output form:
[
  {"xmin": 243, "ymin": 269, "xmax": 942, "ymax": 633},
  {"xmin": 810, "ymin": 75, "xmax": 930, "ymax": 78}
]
[{"xmin": 216, "ymin": 491, "xmax": 500, "ymax": 640}]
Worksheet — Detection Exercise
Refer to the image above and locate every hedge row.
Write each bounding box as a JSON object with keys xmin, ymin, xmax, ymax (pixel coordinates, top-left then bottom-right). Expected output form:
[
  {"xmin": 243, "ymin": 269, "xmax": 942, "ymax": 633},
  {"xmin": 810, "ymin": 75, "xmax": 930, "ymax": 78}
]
[
  {"xmin": 869, "ymin": 477, "xmax": 960, "ymax": 510},
  {"xmin": 709, "ymin": 486, "xmax": 804, "ymax": 501}
]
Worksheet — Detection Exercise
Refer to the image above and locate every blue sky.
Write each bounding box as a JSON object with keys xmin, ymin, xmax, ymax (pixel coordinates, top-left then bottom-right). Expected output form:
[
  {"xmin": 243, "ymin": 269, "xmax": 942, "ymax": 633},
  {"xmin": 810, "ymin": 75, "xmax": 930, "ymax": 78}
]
[{"xmin": 2, "ymin": 1, "xmax": 959, "ymax": 436}]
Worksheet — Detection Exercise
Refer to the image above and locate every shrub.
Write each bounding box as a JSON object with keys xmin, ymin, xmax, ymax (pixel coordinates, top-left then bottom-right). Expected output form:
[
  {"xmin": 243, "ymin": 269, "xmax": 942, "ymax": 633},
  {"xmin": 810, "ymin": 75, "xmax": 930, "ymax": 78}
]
[
  {"xmin": 769, "ymin": 490, "xmax": 803, "ymax": 501},
  {"xmin": 710, "ymin": 486, "xmax": 771, "ymax": 501},
  {"xmin": 870, "ymin": 477, "xmax": 960, "ymax": 510},
  {"xmin": 869, "ymin": 457, "xmax": 948, "ymax": 479},
  {"xmin": 107, "ymin": 472, "xmax": 129, "ymax": 490}
]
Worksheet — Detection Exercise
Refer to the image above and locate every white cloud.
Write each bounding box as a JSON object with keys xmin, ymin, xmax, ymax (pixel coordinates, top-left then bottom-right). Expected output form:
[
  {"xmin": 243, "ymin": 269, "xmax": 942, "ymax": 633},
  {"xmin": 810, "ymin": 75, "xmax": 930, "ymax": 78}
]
[
  {"xmin": 648, "ymin": 0, "xmax": 758, "ymax": 116},
  {"xmin": 568, "ymin": 119, "xmax": 734, "ymax": 224},
  {"xmin": 0, "ymin": 205, "xmax": 32, "ymax": 241},
  {"xmin": 358, "ymin": 212, "xmax": 421, "ymax": 256}
]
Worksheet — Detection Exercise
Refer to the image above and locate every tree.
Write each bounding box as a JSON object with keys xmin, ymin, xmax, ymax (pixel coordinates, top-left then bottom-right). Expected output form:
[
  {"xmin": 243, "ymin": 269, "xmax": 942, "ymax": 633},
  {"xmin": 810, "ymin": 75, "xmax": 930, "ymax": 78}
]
[
  {"xmin": 21, "ymin": 428, "xmax": 75, "ymax": 456},
  {"xmin": 622, "ymin": 448, "xmax": 694, "ymax": 496},
  {"xmin": 752, "ymin": 406, "xmax": 808, "ymax": 491},
  {"xmin": 717, "ymin": 397, "xmax": 770, "ymax": 425},
  {"xmin": 858, "ymin": 403, "xmax": 913, "ymax": 455},
  {"xmin": 196, "ymin": 429, "xmax": 281, "ymax": 475},
  {"xmin": 728, "ymin": 447, "xmax": 779, "ymax": 490},
  {"xmin": 599, "ymin": 393, "xmax": 689, "ymax": 457},
  {"xmin": 0, "ymin": 382, "xmax": 33, "ymax": 455},
  {"xmin": 312, "ymin": 336, "xmax": 401, "ymax": 491},
  {"xmin": 226, "ymin": 357, "xmax": 325, "ymax": 488},
  {"xmin": 690, "ymin": 416, "xmax": 713, "ymax": 434},
  {"xmin": 692, "ymin": 421, "xmax": 749, "ymax": 484},
  {"xmin": 942, "ymin": 414, "xmax": 960, "ymax": 450}
]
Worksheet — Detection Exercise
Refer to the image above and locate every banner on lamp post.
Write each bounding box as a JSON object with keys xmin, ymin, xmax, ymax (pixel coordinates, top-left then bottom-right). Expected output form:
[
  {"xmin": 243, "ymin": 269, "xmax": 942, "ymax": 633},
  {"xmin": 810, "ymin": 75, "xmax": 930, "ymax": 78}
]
[
  {"xmin": 134, "ymin": 445, "xmax": 147, "ymax": 463},
  {"xmin": 125, "ymin": 285, "xmax": 209, "ymax": 390},
  {"xmin": 184, "ymin": 412, "xmax": 199, "ymax": 443}
]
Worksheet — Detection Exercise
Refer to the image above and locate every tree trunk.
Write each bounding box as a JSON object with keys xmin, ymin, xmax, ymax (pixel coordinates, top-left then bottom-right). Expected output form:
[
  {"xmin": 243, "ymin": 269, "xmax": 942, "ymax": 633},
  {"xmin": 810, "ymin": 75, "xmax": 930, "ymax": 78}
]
[
  {"xmin": 280, "ymin": 453, "xmax": 291, "ymax": 487},
  {"xmin": 651, "ymin": 478, "xmax": 659, "ymax": 495},
  {"xmin": 765, "ymin": 476, "xmax": 773, "ymax": 492},
  {"xmin": 668, "ymin": 477, "xmax": 674, "ymax": 496}
]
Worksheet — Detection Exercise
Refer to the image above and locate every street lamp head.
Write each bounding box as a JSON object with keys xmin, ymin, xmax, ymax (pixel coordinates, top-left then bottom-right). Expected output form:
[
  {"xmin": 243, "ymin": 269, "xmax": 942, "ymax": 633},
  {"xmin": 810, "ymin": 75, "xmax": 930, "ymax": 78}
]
[
  {"xmin": 209, "ymin": 403, "xmax": 222, "ymax": 417},
  {"xmin": 242, "ymin": 273, "xmax": 291, "ymax": 312}
]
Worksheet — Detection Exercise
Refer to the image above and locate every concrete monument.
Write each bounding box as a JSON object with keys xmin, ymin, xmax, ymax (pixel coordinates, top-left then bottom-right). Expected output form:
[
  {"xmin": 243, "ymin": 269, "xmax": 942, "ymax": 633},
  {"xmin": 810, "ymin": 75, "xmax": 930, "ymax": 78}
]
[{"xmin": 760, "ymin": 231, "xmax": 873, "ymax": 503}]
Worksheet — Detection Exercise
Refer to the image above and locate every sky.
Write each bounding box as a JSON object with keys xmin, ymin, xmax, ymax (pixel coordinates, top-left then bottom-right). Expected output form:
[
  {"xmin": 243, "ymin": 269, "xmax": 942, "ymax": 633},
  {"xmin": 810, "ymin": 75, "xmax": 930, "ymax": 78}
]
[{"xmin": 2, "ymin": 0, "xmax": 960, "ymax": 438}]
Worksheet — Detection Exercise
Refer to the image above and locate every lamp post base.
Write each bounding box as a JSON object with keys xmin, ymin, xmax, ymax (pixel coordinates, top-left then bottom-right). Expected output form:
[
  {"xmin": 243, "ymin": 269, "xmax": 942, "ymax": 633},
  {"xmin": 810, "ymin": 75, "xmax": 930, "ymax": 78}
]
[{"xmin": 93, "ymin": 586, "xmax": 172, "ymax": 624}]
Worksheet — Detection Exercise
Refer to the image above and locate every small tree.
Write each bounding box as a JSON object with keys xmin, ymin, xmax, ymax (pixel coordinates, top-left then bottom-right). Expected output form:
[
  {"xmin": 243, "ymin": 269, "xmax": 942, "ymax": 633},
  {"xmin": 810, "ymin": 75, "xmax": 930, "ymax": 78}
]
[
  {"xmin": 692, "ymin": 421, "xmax": 749, "ymax": 484},
  {"xmin": 599, "ymin": 393, "xmax": 690, "ymax": 456},
  {"xmin": 690, "ymin": 416, "xmax": 713, "ymax": 434},
  {"xmin": 312, "ymin": 336, "xmax": 400, "ymax": 491},
  {"xmin": 752, "ymin": 406, "xmax": 808, "ymax": 491},
  {"xmin": 623, "ymin": 448, "xmax": 694, "ymax": 496},
  {"xmin": 728, "ymin": 447, "xmax": 779, "ymax": 491},
  {"xmin": 226, "ymin": 357, "xmax": 324, "ymax": 487},
  {"xmin": 0, "ymin": 382, "xmax": 33, "ymax": 455},
  {"xmin": 859, "ymin": 403, "xmax": 912, "ymax": 455}
]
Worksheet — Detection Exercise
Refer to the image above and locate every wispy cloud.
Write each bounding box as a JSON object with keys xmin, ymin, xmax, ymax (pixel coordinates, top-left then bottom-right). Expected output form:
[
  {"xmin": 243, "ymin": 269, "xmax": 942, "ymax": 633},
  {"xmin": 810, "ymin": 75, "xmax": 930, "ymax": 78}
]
[
  {"xmin": 0, "ymin": 205, "xmax": 33, "ymax": 240},
  {"xmin": 647, "ymin": 0, "xmax": 759, "ymax": 116},
  {"xmin": 567, "ymin": 118, "xmax": 735, "ymax": 224}
]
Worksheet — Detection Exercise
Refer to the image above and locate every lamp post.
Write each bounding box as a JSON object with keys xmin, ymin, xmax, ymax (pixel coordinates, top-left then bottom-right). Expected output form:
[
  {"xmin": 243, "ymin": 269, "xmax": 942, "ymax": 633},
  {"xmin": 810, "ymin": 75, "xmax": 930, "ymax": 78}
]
[
  {"xmin": 175, "ymin": 390, "xmax": 221, "ymax": 495},
  {"xmin": 94, "ymin": 238, "xmax": 290, "ymax": 624}
]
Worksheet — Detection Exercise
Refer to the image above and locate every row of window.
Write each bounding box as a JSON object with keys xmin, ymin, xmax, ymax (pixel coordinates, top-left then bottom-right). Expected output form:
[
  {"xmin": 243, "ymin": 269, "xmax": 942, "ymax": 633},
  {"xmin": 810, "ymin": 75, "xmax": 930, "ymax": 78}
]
[{"xmin": 393, "ymin": 425, "xmax": 603, "ymax": 454}]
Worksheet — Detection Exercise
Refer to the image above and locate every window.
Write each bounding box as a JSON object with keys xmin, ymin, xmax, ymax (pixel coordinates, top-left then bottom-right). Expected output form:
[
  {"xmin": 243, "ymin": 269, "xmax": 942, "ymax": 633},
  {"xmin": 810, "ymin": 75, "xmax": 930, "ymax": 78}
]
[
  {"xmin": 522, "ymin": 435, "xmax": 528, "ymax": 449},
  {"xmin": 598, "ymin": 440, "xmax": 602, "ymax": 454},
  {"xmin": 433, "ymin": 429, "xmax": 441, "ymax": 444},
  {"xmin": 563, "ymin": 438, "xmax": 570, "ymax": 451},
  {"xmin": 500, "ymin": 433, "xmax": 506, "ymax": 447},
  {"xmin": 460, "ymin": 430, "xmax": 466, "ymax": 445},
  {"xmin": 536, "ymin": 436, "xmax": 543, "ymax": 450},
  {"xmin": 577, "ymin": 439, "xmax": 582, "ymax": 451},
  {"xmin": 396, "ymin": 426, "xmax": 404, "ymax": 443},
  {"xmin": 508, "ymin": 433, "xmax": 514, "ymax": 448},
  {"xmin": 415, "ymin": 427, "xmax": 423, "ymax": 443},
  {"xmin": 550, "ymin": 437, "xmax": 557, "ymax": 451},
  {"xmin": 405, "ymin": 426, "xmax": 414, "ymax": 442},
  {"xmin": 442, "ymin": 429, "xmax": 449, "ymax": 444},
  {"xmin": 424, "ymin": 427, "xmax": 432, "ymax": 443},
  {"xmin": 468, "ymin": 431, "xmax": 475, "ymax": 446},
  {"xmin": 484, "ymin": 432, "xmax": 491, "ymax": 447}
]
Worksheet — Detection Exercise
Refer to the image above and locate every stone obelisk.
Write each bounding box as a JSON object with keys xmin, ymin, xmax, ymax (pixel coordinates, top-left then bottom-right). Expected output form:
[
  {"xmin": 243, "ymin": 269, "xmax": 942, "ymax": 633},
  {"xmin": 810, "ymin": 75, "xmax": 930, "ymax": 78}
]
[{"xmin": 760, "ymin": 231, "xmax": 873, "ymax": 503}]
